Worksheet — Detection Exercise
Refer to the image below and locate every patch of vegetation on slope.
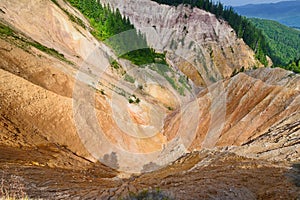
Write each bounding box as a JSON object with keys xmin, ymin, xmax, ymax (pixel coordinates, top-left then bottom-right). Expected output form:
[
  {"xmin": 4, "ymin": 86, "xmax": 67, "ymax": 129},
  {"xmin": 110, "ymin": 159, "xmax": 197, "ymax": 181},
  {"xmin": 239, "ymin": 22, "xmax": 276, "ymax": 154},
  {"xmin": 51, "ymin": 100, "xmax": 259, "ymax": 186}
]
[
  {"xmin": 66, "ymin": 0, "xmax": 191, "ymax": 95},
  {"xmin": 249, "ymin": 18, "xmax": 300, "ymax": 68},
  {"xmin": 67, "ymin": 0, "xmax": 166, "ymax": 66},
  {"xmin": 151, "ymin": 0, "xmax": 269, "ymax": 66},
  {"xmin": 0, "ymin": 22, "xmax": 72, "ymax": 64}
]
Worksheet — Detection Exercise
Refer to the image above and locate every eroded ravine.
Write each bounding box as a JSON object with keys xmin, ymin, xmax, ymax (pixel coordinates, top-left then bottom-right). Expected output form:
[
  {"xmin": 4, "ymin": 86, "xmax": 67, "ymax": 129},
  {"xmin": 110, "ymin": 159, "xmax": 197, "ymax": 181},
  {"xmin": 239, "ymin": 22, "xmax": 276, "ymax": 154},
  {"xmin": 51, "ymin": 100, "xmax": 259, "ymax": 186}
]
[{"xmin": 0, "ymin": 0, "xmax": 299, "ymax": 199}]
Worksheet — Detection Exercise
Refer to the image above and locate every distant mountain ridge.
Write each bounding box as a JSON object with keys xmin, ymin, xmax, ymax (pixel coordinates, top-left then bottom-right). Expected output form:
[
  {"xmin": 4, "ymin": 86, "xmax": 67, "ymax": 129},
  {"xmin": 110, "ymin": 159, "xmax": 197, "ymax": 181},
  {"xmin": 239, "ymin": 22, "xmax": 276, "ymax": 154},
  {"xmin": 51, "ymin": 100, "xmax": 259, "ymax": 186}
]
[{"xmin": 234, "ymin": 0, "xmax": 300, "ymax": 28}]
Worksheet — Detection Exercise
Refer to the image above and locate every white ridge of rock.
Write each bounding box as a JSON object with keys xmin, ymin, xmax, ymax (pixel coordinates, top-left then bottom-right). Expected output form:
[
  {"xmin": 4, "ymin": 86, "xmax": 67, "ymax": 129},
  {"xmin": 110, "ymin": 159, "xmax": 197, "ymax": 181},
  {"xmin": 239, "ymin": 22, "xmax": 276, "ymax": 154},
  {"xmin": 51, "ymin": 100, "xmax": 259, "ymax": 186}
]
[{"xmin": 100, "ymin": 0, "xmax": 261, "ymax": 86}]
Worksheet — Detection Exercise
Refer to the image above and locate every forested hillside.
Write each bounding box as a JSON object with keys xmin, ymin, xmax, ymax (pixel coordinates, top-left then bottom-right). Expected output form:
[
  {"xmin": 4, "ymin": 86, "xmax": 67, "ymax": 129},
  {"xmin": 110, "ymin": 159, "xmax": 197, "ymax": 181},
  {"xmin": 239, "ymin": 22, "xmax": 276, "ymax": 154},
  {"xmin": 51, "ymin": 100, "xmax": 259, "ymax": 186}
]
[
  {"xmin": 250, "ymin": 18, "xmax": 300, "ymax": 67},
  {"xmin": 152, "ymin": 0, "xmax": 269, "ymax": 66},
  {"xmin": 284, "ymin": 59, "xmax": 300, "ymax": 73},
  {"xmin": 66, "ymin": 0, "xmax": 167, "ymax": 66}
]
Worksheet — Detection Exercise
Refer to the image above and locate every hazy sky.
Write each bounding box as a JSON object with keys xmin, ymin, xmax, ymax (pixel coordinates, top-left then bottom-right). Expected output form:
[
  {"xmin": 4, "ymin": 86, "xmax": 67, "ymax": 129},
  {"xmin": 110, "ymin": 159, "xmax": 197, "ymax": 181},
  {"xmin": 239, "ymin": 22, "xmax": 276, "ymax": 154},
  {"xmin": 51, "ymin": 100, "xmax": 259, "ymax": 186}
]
[{"xmin": 216, "ymin": 0, "xmax": 294, "ymax": 6}]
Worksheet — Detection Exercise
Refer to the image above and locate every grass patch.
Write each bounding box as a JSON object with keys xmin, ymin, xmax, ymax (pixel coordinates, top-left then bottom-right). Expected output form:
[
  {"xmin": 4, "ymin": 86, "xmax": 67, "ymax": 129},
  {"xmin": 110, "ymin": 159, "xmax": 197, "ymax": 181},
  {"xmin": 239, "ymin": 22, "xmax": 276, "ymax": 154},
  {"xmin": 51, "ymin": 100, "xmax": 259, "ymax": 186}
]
[
  {"xmin": 0, "ymin": 22, "xmax": 72, "ymax": 64},
  {"xmin": 179, "ymin": 75, "xmax": 192, "ymax": 92},
  {"xmin": 124, "ymin": 74, "xmax": 135, "ymax": 84},
  {"xmin": 120, "ymin": 49, "xmax": 168, "ymax": 66},
  {"xmin": 65, "ymin": 10, "xmax": 86, "ymax": 29},
  {"xmin": 148, "ymin": 63, "xmax": 191, "ymax": 96},
  {"xmin": 0, "ymin": 23, "xmax": 13, "ymax": 36},
  {"xmin": 28, "ymin": 41, "xmax": 70, "ymax": 63}
]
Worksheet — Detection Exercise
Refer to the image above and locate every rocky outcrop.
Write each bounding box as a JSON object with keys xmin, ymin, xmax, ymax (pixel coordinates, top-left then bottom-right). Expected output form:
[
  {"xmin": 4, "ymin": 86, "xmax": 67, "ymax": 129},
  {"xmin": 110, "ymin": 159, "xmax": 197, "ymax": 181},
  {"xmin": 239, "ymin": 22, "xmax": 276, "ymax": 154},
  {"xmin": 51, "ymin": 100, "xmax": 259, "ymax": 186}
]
[
  {"xmin": 233, "ymin": 111, "xmax": 300, "ymax": 163},
  {"xmin": 100, "ymin": 0, "xmax": 261, "ymax": 86},
  {"xmin": 163, "ymin": 68, "xmax": 299, "ymax": 163},
  {"xmin": 0, "ymin": 148, "xmax": 298, "ymax": 199}
]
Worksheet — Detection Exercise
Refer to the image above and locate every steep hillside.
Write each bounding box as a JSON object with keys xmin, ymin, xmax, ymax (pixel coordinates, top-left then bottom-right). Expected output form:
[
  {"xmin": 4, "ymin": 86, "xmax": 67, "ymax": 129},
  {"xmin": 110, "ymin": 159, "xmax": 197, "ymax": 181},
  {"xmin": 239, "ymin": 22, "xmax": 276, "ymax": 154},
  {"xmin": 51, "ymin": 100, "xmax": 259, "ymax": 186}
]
[
  {"xmin": 0, "ymin": 0, "xmax": 299, "ymax": 199},
  {"xmin": 149, "ymin": 0, "xmax": 270, "ymax": 66},
  {"xmin": 163, "ymin": 68, "xmax": 300, "ymax": 153},
  {"xmin": 100, "ymin": 0, "xmax": 262, "ymax": 86},
  {"xmin": 234, "ymin": 0, "xmax": 300, "ymax": 29}
]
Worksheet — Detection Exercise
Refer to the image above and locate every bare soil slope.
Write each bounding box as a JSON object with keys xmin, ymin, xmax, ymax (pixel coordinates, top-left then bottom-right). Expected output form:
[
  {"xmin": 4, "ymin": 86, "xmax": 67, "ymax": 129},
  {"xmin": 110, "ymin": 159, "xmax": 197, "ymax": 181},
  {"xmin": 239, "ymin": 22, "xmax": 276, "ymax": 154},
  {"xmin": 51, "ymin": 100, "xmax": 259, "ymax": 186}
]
[{"xmin": 0, "ymin": 0, "xmax": 299, "ymax": 199}]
